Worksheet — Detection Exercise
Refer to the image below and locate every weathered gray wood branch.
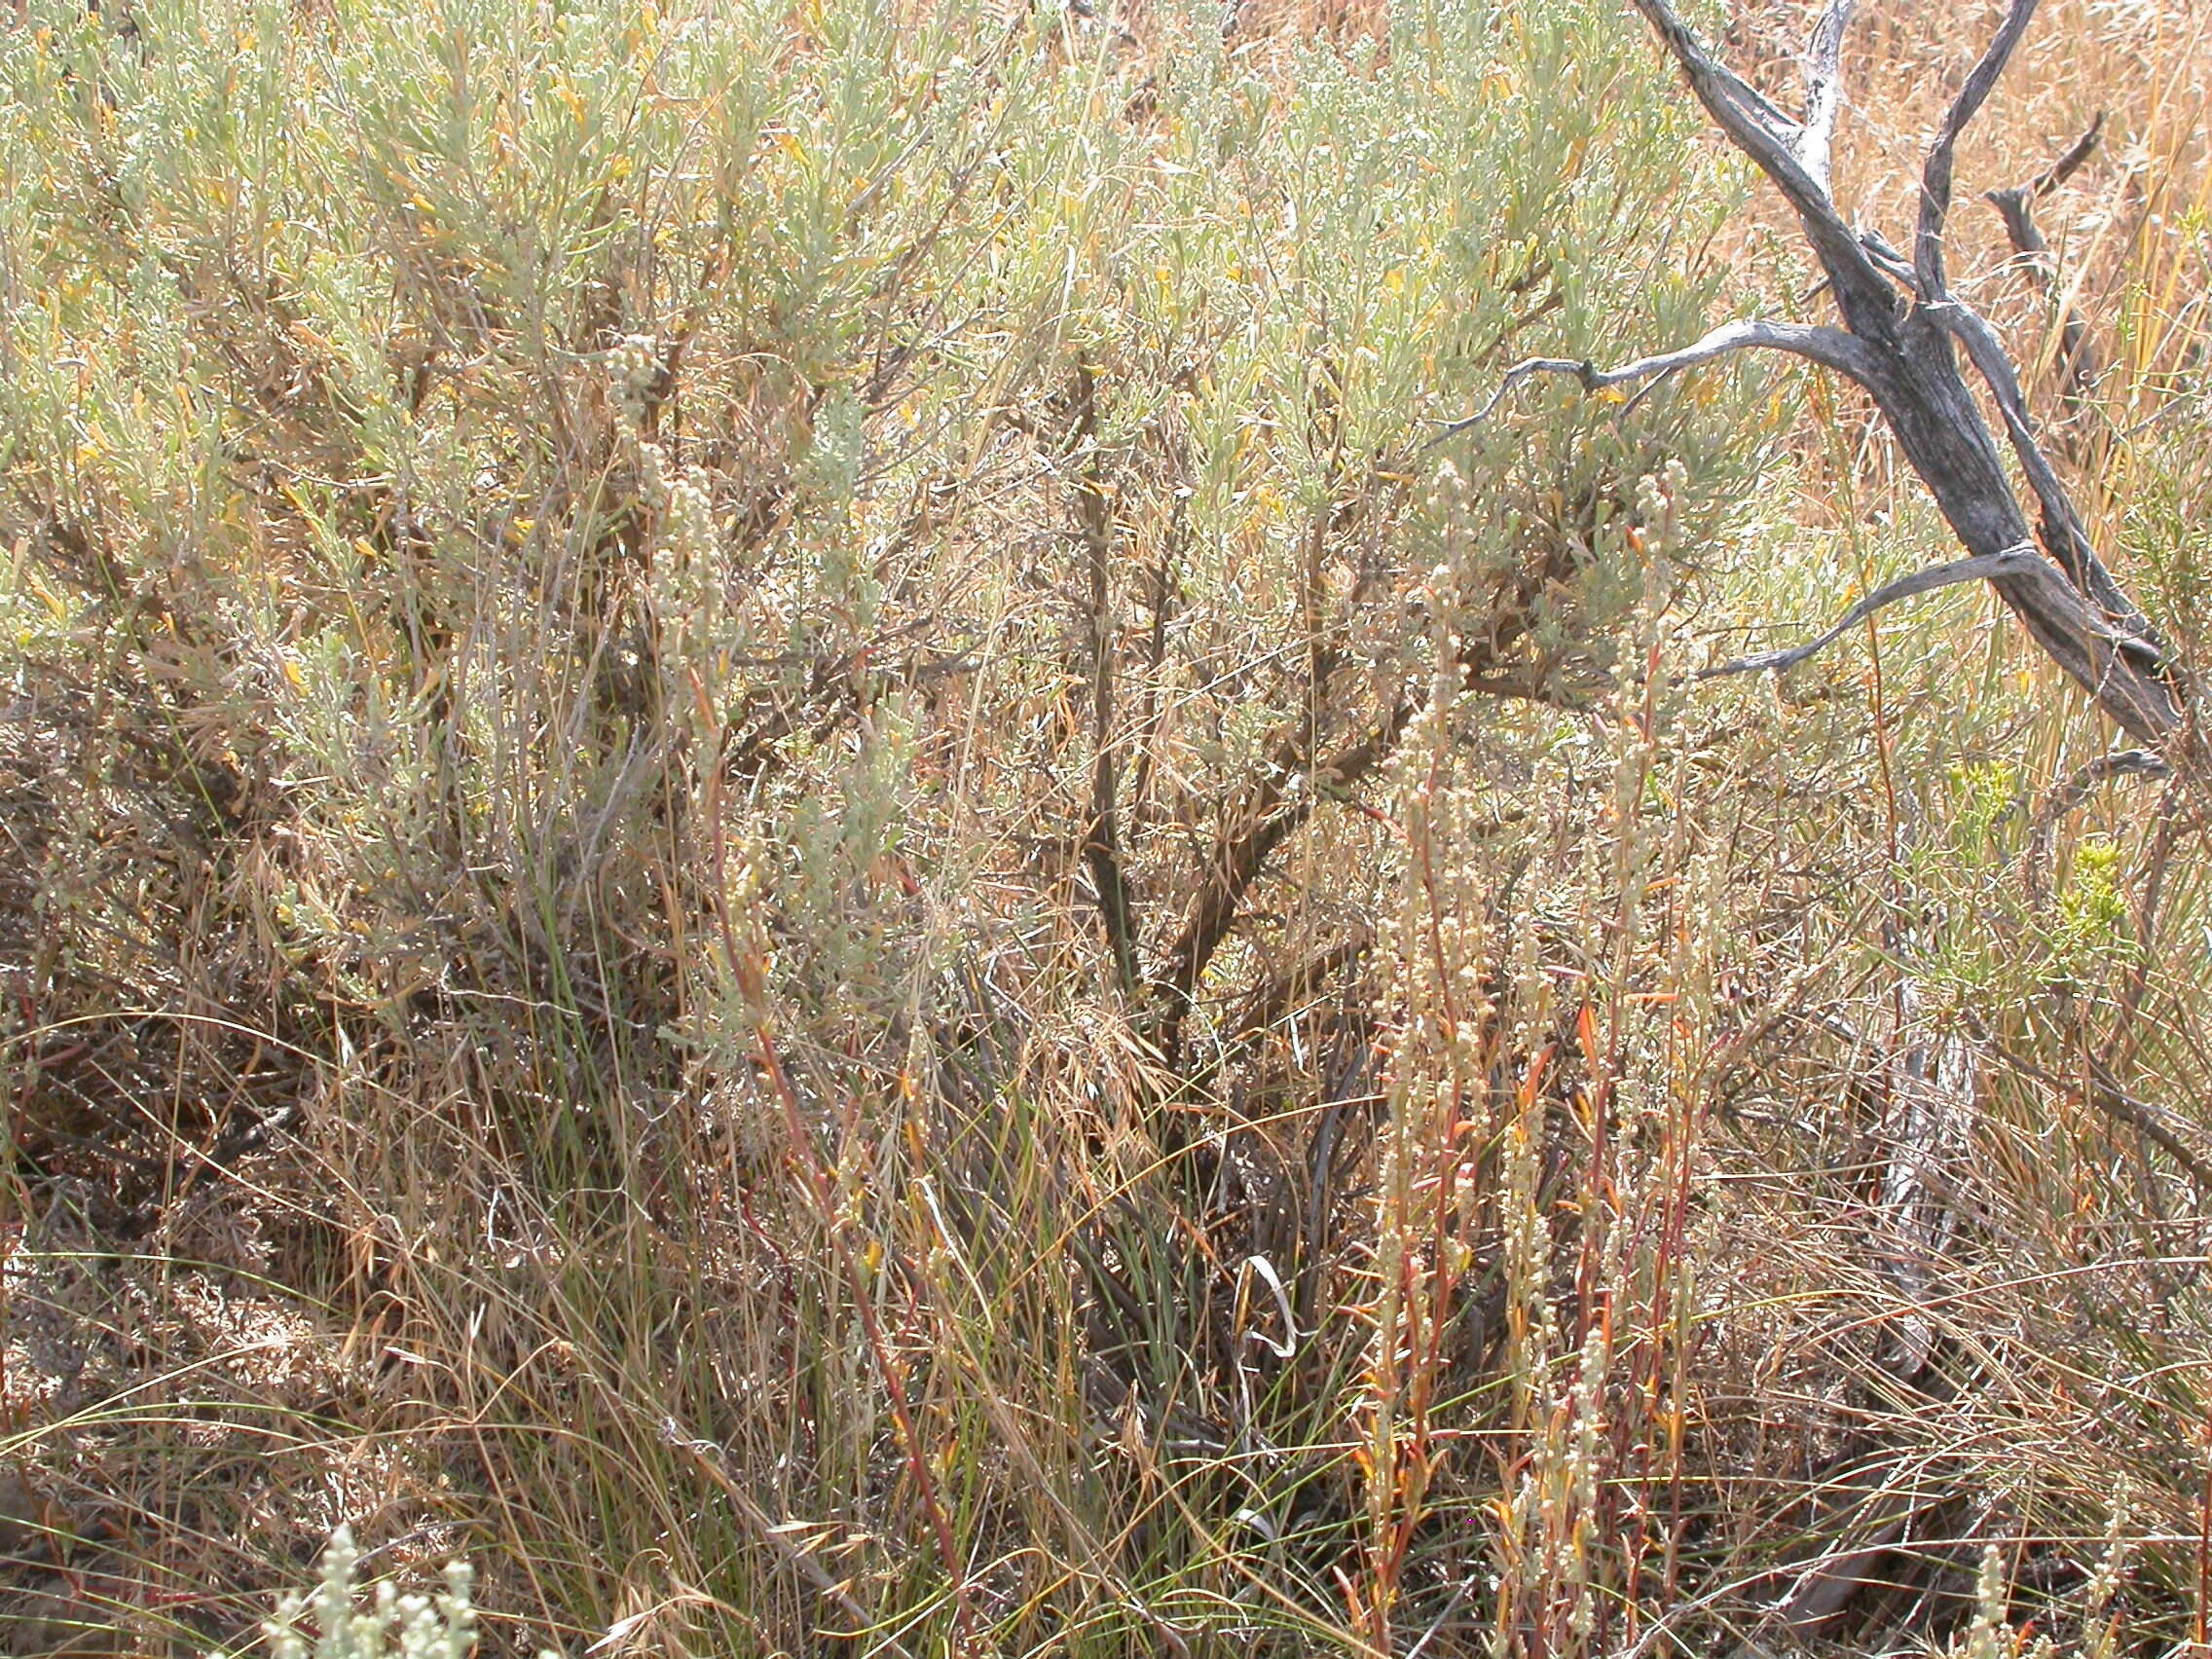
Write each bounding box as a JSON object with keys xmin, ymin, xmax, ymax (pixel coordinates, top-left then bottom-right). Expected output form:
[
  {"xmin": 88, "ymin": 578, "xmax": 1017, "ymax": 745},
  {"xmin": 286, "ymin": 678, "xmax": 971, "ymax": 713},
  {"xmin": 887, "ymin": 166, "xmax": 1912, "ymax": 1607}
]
[
  {"xmin": 1466, "ymin": 0, "xmax": 2184, "ymax": 743},
  {"xmin": 1697, "ymin": 544, "xmax": 2042, "ymax": 679},
  {"xmin": 1986, "ymin": 114, "xmax": 2104, "ymax": 419},
  {"xmin": 1432, "ymin": 318, "xmax": 1882, "ymax": 440}
]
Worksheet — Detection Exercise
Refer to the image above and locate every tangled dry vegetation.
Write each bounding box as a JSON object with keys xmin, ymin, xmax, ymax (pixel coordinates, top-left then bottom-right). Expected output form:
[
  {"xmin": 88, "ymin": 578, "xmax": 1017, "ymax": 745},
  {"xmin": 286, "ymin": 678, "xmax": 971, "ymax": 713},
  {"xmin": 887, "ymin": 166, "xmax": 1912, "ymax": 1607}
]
[{"xmin": 1, "ymin": 0, "xmax": 2209, "ymax": 1653}]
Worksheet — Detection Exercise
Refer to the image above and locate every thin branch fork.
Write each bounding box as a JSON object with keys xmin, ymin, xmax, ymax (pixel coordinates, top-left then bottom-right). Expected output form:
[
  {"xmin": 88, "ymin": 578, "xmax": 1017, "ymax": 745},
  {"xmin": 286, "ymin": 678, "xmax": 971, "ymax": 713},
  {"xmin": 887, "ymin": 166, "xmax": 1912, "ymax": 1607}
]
[
  {"xmin": 1431, "ymin": 318, "xmax": 1883, "ymax": 442},
  {"xmin": 2021, "ymin": 745, "xmax": 2170, "ymax": 906},
  {"xmin": 1455, "ymin": 0, "xmax": 2187, "ymax": 744},
  {"xmin": 1698, "ymin": 545, "xmax": 2042, "ymax": 680},
  {"xmin": 1976, "ymin": 1025, "xmax": 2212, "ymax": 1196},
  {"xmin": 1914, "ymin": 0, "xmax": 2043, "ymax": 303},
  {"xmin": 1986, "ymin": 109, "xmax": 2104, "ymax": 240},
  {"xmin": 1626, "ymin": 0, "xmax": 1895, "ymax": 335},
  {"xmin": 1986, "ymin": 114, "xmax": 2106, "ymax": 420}
]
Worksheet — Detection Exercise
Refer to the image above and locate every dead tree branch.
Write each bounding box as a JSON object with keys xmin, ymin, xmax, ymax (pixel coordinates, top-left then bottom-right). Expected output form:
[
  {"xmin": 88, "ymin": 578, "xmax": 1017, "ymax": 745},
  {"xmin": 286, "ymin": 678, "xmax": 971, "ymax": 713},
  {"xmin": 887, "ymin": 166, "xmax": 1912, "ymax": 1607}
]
[
  {"xmin": 2021, "ymin": 745, "xmax": 2170, "ymax": 906},
  {"xmin": 1459, "ymin": 0, "xmax": 2187, "ymax": 744},
  {"xmin": 1796, "ymin": 0, "xmax": 1859, "ymax": 192},
  {"xmin": 1697, "ymin": 545, "xmax": 2043, "ymax": 679},
  {"xmin": 1914, "ymin": 0, "xmax": 2042, "ymax": 303},
  {"xmin": 1987, "ymin": 114, "xmax": 2105, "ymax": 421},
  {"xmin": 1435, "ymin": 318, "xmax": 1885, "ymax": 440},
  {"xmin": 1977, "ymin": 1027, "xmax": 2212, "ymax": 1197}
]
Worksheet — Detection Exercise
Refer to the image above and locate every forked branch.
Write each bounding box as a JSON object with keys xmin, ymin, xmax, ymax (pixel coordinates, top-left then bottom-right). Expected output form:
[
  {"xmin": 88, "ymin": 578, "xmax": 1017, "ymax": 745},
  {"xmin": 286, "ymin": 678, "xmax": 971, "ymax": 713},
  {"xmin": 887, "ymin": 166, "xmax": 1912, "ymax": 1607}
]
[
  {"xmin": 1625, "ymin": 0, "xmax": 1894, "ymax": 332},
  {"xmin": 1986, "ymin": 115, "xmax": 2106, "ymax": 422},
  {"xmin": 1437, "ymin": 318, "xmax": 1885, "ymax": 439},
  {"xmin": 1456, "ymin": 0, "xmax": 2185, "ymax": 743},
  {"xmin": 1931, "ymin": 300, "xmax": 2153, "ymax": 641},
  {"xmin": 1916, "ymin": 0, "xmax": 2042, "ymax": 302},
  {"xmin": 1698, "ymin": 546, "xmax": 2043, "ymax": 679}
]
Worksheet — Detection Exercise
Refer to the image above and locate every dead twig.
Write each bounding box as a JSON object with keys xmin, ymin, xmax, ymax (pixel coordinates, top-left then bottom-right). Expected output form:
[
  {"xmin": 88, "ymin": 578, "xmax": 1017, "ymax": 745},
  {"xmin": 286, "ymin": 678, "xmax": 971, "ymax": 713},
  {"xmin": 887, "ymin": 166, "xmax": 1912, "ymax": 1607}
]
[
  {"xmin": 1975, "ymin": 1023, "xmax": 2212, "ymax": 1196},
  {"xmin": 1986, "ymin": 113, "xmax": 2106, "ymax": 421},
  {"xmin": 2022, "ymin": 746, "xmax": 2171, "ymax": 906},
  {"xmin": 1430, "ymin": 318, "xmax": 1882, "ymax": 443},
  {"xmin": 1697, "ymin": 544, "xmax": 2043, "ymax": 680}
]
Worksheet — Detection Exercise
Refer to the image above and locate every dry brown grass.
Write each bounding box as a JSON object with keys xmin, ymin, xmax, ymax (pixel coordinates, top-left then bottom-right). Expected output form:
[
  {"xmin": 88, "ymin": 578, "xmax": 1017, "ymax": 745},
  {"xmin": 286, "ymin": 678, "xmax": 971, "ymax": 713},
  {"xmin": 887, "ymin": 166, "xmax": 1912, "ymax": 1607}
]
[{"xmin": 1, "ymin": 0, "xmax": 2209, "ymax": 1654}]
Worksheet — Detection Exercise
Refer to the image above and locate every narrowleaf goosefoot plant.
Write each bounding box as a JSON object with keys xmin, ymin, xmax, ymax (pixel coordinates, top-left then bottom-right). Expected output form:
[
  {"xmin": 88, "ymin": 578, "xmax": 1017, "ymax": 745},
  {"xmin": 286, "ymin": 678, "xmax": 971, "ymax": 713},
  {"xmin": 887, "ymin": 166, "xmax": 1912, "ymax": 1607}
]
[{"xmin": 237, "ymin": 1529, "xmax": 534, "ymax": 1659}]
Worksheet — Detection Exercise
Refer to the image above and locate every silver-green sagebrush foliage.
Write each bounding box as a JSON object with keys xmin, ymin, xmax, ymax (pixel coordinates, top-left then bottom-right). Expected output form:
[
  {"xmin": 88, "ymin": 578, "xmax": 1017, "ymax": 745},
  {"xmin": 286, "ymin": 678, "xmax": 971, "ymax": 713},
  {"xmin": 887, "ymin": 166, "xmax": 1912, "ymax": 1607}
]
[{"xmin": 4, "ymin": 0, "xmax": 2209, "ymax": 1652}]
